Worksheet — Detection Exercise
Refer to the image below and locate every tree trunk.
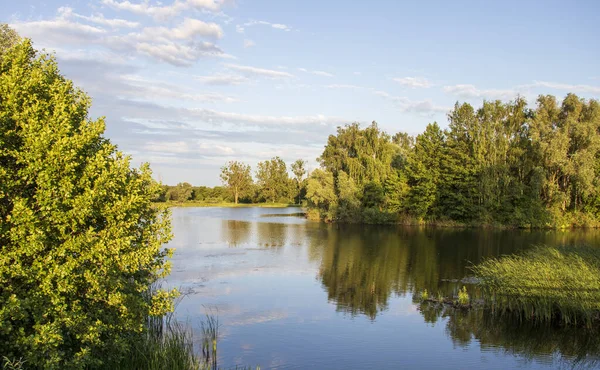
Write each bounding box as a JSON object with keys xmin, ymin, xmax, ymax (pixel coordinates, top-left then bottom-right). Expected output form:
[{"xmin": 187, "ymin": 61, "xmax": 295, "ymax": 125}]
[{"xmin": 234, "ymin": 187, "xmax": 238, "ymax": 204}]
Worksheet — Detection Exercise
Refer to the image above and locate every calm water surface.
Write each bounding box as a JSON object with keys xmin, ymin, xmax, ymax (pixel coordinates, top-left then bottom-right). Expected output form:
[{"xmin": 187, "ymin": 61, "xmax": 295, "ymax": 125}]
[{"xmin": 165, "ymin": 207, "xmax": 600, "ymax": 369}]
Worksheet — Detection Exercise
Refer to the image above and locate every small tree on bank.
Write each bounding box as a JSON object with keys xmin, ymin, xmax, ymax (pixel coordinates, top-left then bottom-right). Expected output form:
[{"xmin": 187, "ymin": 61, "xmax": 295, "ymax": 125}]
[
  {"xmin": 0, "ymin": 33, "xmax": 176, "ymax": 368},
  {"xmin": 220, "ymin": 161, "xmax": 253, "ymax": 204}
]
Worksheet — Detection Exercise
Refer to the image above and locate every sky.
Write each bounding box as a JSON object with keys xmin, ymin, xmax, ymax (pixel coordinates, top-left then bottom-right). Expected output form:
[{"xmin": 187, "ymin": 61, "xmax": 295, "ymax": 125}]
[{"xmin": 3, "ymin": 0, "xmax": 600, "ymax": 186}]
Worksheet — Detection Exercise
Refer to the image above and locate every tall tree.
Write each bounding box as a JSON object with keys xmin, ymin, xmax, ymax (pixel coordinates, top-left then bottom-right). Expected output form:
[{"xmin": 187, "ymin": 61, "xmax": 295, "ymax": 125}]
[
  {"xmin": 405, "ymin": 122, "xmax": 445, "ymax": 218},
  {"xmin": 220, "ymin": 161, "xmax": 253, "ymax": 204},
  {"xmin": 256, "ymin": 157, "xmax": 290, "ymax": 203},
  {"xmin": 291, "ymin": 159, "xmax": 307, "ymax": 204}
]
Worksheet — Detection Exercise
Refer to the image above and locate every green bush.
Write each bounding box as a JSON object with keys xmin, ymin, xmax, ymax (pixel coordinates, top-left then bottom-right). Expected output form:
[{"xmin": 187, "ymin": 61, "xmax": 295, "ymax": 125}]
[{"xmin": 0, "ymin": 37, "xmax": 176, "ymax": 368}]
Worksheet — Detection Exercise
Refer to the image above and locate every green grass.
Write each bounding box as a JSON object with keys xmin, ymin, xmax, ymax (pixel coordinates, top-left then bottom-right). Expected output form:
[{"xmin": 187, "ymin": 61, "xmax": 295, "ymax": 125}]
[
  {"xmin": 115, "ymin": 307, "xmax": 259, "ymax": 370},
  {"xmin": 162, "ymin": 201, "xmax": 300, "ymax": 208},
  {"xmin": 472, "ymin": 245, "xmax": 600, "ymax": 327}
]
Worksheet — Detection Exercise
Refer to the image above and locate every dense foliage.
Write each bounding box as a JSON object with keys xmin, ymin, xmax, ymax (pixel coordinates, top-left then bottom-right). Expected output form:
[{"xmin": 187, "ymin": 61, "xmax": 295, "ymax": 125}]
[
  {"xmin": 0, "ymin": 36, "xmax": 176, "ymax": 368},
  {"xmin": 306, "ymin": 96, "xmax": 600, "ymax": 227}
]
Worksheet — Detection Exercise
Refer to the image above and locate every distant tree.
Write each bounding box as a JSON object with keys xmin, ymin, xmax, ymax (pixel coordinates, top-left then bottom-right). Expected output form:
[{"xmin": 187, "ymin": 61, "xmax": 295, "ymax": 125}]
[
  {"xmin": 256, "ymin": 157, "xmax": 290, "ymax": 203},
  {"xmin": 167, "ymin": 182, "xmax": 193, "ymax": 202},
  {"xmin": 220, "ymin": 161, "xmax": 253, "ymax": 204},
  {"xmin": 291, "ymin": 159, "xmax": 307, "ymax": 204},
  {"xmin": 0, "ymin": 24, "xmax": 20, "ymax": 57}
]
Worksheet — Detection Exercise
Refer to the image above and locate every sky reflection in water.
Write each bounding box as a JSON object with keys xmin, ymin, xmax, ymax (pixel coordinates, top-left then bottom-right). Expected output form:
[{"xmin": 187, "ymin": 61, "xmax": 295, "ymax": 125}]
[{"xmin": 165, "ymin": 207, "xmax": 600, "ymax": 369}]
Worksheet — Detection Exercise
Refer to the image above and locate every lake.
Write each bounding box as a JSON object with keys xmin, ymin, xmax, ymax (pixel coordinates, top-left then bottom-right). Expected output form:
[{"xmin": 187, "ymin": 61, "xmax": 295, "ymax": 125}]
[{"xmin": 165, "ymin": 207, "xmax": 600, "ymax": 369}]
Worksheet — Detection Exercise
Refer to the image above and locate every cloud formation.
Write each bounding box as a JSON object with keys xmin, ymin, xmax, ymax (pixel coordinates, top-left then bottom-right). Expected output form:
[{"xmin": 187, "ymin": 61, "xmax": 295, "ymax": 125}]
[
  {"xmin": 393, "ymin": 77, "xmax": 433, "ymax": 88},
  {"xmin": 102, "ymin": 0, "xmax": 224, "ymax": 20},
  {"xmin": 224, "ymin": 64, "xmax": 294, "ymax": 79},
  {"xmin": 236, "ymin": 20, "xmax": 292, "ymax": 33}
]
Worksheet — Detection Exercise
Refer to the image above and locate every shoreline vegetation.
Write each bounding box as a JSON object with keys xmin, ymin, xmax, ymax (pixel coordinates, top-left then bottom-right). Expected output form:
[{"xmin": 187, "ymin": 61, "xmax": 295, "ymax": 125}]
[{"xmin": 418, "ymin": 245, "xmax": 600, "ymax": 328}]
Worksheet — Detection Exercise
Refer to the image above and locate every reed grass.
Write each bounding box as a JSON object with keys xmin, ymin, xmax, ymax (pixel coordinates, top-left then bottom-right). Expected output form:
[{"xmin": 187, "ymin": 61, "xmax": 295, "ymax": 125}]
[{"xmin": 471, "ymin": 245, "xmax": 600, "ymax": 327}]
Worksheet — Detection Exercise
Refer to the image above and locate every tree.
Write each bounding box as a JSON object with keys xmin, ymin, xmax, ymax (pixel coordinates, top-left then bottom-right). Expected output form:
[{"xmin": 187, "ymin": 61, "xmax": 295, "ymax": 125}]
[
  {"xmin": 220, "ymin": 161, "xmax": 253, "ymax": 204},
  {"xmin": 291, "ymin": 159, "xmax": 307, "ymax": 204},
  {"xmin": 0, "ymin": 35, "xmax": 175, "ymax": 368},
  {"xmin": 319, "ymin": 122, "xmax": 396, "ymax": 186},
  {"xmin": 405, "ymin": 122, "xmax": 445, "ymax": 218},
  {"xmin": 0, "ymin": 24, "xmax": 20, "ymax": 58},
  {"xmin": 166, "ymin": 182, "xmax": 193, "ymax": 202},
  {"xmin": 306, "ymin": 169, "xmax": 337, "ymax": 220},
  {"xmin": 256, "ymin": 157, "xmax": 290, "ymax": 203}
]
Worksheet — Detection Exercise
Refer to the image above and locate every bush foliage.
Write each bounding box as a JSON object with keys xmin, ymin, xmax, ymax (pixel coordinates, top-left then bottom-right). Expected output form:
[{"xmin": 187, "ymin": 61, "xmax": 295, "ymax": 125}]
[{"xmin": 0, "ymin": 37, "xmax": 176, "ymax": 368}]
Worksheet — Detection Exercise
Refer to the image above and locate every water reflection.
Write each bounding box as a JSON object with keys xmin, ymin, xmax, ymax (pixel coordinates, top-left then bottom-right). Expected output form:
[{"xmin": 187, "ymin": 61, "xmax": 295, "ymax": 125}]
[
  {"xmin": 313, "ymin": 225, "xmax": 600, "ymax": 319},
  {"xmin": 221, "ymin": 220, "xmax": 252, "ymax": 247},
  {"xmin": 168, "ymin": 208, "xmax": 600, "ymax": 369},
  {"xmin": 418, "ymin": 303, "xmax": 600, "ymax": 368},
  {"xmin": 256, "ymin": 222, "xmax": 287, "ymax": 248}
]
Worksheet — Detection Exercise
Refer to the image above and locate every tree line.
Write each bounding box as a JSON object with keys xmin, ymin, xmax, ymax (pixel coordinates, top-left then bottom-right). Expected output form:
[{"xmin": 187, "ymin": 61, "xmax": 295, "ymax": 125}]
[
  {"xmin": 306, "ymin": 94, "xmax": 600, "ymax": 227},
  {"xmin": 155, "ymin": 157, "xmax": 308, "ymax": 204},
  {"xmin": 161, "ymin": 93, "xmax": 600, "ymax": 228}
]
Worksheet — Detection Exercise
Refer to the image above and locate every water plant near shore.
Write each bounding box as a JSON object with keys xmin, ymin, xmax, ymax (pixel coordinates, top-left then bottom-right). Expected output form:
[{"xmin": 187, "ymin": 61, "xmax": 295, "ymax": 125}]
[{"xmin": 472, "ymin": 246, "xmax": 600, "ymax": 327}]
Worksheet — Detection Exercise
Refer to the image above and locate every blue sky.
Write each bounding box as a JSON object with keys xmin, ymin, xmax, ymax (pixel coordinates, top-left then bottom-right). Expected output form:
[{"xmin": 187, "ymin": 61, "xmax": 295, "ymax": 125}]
[{"xmin": 4, "ymin": 0, "xmax": 600, "ymax": 185}]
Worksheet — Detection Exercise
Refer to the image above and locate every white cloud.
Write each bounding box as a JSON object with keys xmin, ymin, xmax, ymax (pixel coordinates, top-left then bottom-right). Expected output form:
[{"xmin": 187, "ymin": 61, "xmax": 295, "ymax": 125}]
[
  {"xmin": 121, "ymin": 74, "xmax": 238, "ymax": 103},
  {"xmin": 443, "ymin": 84, "xmax": 519, "ymax": 100},
  {"xmin": 58, "ymin": 6, "xmax": 140, "ymax": 28},
  {"xmin": 353, "ymin": 71, "xmax": 361, "ymax": 75},
  {"xmin": 139, "ymin": 18, "xmax": 223, "ymax": 40},
  {"xmin": 297, "ymin": 68, "xmax": 334, "ymax": 77},
  {"xmin": 134, "ymin": 40, "xmax": 226, "ymax": 66},
  {"xmin": 521, "ymin": 81, "xmax": 600, "ymax": 94},
  {"xmin": 195, "ymin": 74, "xmax": 250, "ymax": 85},
  {"xmin": 235, "ymin": 19, "xmax": 292, "ymax": 33},
  {"xmin": 12, "ymin": 12, "xmax": 229, "ymax": 66},
  {"xmin": 225, "ymin": 64, "xmax": 294, "ymax": 79},
  {"xmin": 102, "ymin": 0, "xmax": 223, "ymax": 20},
  {"xmin": 11, "ymin": 18, "xmax": 106, "ymax": 44},
  {"xmin": 393, "ymin": 77, "xmax": 433, "ymax": 88},
  {"xmin": 372, "ymin": 89, "xmax": 448, "ymax": 114},
  {"xmin": 243, "ymin": 39, "xmax": 255, "ymax": 48},
  {"xmin": 325, "ymin": 84, "xmax": 362, "ymax": 89},
  {"xmin": 144, "ymin": 140, "xmax": 235, "ymax": 156},
  {"xmin": 187, "ymin": 109, "xmax": 344, "ymax": 127}
]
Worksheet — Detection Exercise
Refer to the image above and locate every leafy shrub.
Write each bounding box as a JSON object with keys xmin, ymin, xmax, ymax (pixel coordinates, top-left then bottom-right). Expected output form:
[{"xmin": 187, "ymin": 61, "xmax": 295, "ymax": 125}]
[{"xmin": 0, "ymin": 37, "xmax": 176, "ymax": 368}]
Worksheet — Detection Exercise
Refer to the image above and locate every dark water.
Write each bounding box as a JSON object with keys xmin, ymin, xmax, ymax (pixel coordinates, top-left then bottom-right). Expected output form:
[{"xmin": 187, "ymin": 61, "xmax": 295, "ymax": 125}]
[{"xmin": 165, "ymin": 207, "xmax": 600, "ymax": 369}]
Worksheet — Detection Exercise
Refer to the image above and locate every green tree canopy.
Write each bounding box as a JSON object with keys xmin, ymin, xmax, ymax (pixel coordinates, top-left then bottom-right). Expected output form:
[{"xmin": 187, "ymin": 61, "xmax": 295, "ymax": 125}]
[
  {"xmin": 256, "ymin": 156, "xmax": 290, "ymax": 203},
  {"xmin": 0, "ymin": 35, "xmax": 175, "ymax": 368},
  {"xmin": 220, "ymin": 161, "xmax": 253, "ymax": 204}
]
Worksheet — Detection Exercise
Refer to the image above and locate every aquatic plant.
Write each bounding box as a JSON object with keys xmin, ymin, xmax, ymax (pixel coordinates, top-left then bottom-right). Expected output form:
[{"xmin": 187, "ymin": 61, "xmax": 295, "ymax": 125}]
[
  {"xmin": 457, "ymin": 286, "xmax": 470, "ymax": 306},
  {"xmin": 472, "ymin": 246, "xmax": 600, "ymax": 327}
]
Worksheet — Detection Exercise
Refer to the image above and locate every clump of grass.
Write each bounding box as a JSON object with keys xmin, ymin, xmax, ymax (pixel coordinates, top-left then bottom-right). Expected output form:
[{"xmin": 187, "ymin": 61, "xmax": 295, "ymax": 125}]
[
  {"xmin": 456, "ymin": 286, "xmax": 469, "ymax": 306},
  {"xmin": 472, "ymin": 245, "xmax": 600, "ymax": 327},
  {"xmin": 201, "ymin": 308, "xmax": 220, "ymax": 370},
  {"xmin": 117, "ymin": 312, "xmax": 201, "ymax": 370},
  {"xmin": 420, "ymin": 289, "xmax": 429, "ymax": 301}
]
